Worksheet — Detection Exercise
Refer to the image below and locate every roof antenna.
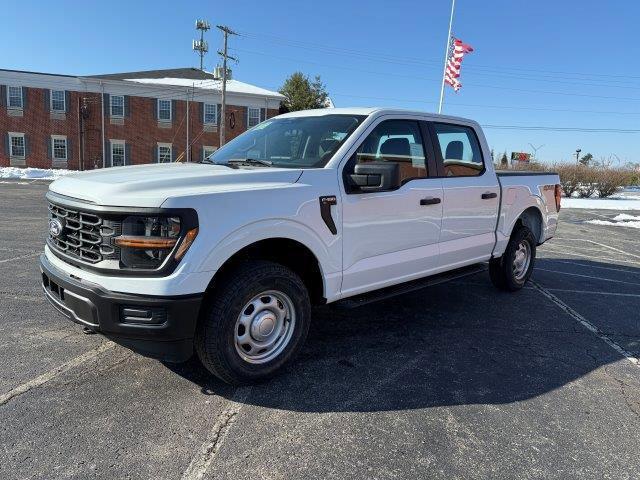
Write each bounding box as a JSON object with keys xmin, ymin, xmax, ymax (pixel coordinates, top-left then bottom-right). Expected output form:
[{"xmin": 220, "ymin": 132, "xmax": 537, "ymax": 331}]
[{"xmin": 193, "ymin": 20, "xmax": 211, "ymax": 71}]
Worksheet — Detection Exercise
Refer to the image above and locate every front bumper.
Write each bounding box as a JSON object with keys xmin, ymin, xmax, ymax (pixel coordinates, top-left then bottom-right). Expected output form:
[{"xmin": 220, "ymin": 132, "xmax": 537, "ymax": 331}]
[{"xmin": 39, "ymin": 254, "xmax": 203, "ymax": 362}]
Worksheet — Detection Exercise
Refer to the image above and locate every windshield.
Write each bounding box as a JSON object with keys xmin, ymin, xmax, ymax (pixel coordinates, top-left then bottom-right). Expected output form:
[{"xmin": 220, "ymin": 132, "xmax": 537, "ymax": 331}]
[{"xmin": 206, "ymin": 114, "xmax": 366, "ymax": 168}]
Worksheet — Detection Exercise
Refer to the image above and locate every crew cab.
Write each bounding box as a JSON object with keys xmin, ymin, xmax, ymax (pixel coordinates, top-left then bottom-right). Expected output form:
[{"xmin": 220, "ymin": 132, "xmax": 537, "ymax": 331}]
[{"xmin": 40, "ymin": 108, "xmax": 561, "ymax": 384}]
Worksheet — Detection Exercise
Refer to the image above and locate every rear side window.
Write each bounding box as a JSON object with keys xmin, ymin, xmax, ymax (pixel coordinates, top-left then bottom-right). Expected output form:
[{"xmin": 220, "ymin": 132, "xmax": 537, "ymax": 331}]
[
  {"xmin": 432, "ymin": 123, "xmax": 484, "ymax": 177},
  {"xmin": 354, "ymin": 119, "xmax": 428, "ymax": 184}
]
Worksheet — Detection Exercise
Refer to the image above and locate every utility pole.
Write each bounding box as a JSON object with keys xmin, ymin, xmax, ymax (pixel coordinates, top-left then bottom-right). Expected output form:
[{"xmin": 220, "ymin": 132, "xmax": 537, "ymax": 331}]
[
  {"xmin": 217, "ymin": 24, "xmax": 237, "ymax": 147},
  {"xmin": 193, "ymin": 20, "xmax": 211, "ymax": 71}
]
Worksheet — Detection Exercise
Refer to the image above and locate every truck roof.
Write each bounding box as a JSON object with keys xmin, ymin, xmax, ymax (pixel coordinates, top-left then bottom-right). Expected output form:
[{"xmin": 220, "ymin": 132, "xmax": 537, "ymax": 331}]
[{"xmin": 277, "ymin": 107, "xmax": 478, "ymax": 125}]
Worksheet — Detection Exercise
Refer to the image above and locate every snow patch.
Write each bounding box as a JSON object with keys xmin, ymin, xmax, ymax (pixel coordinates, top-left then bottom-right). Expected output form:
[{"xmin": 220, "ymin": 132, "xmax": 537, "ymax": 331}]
[
  {"xmin": 562, "ymin": 197, "xmax": 640, "ymax": 211},
  {"xmin": 586, "ymin": 219, "xmax": 640, "ymax": 229},
  {"xmin": 0, "ymin": 167, "xmax": 74, "ymax": 180},
  {"xmin": 124, "ymin": 77, "xmax": 284, "ymax": 98}
]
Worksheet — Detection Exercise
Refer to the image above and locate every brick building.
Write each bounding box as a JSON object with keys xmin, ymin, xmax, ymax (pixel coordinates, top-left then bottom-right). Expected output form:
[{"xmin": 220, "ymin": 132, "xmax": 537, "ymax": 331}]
[{"xmin": 0, "ymin": 68, "xmax": 283, "ymax": 170}]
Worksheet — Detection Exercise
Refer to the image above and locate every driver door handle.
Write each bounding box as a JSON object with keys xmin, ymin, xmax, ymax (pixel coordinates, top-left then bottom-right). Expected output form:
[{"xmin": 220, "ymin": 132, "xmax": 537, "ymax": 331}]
[
  {"xmin": 481, "ymin": 192, "xmax": 498, "ymax": 199},
  {"xmin": 420, "ymin": 197, "xmax": 441, "ymax": 206}
]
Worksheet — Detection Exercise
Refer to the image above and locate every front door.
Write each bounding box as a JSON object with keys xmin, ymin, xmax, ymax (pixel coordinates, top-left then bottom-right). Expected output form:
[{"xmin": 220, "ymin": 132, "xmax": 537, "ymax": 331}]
[
  {"xmin": 340, "ymin": 118, "xmax": 443, "ymax": 296},
  {"xmin": 429, "ymin": 122, "xmax": 500, "ymax": 269}
]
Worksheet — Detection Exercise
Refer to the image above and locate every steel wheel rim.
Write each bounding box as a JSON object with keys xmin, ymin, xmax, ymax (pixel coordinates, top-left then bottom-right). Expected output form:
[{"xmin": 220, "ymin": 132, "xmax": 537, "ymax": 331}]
[
  {"xmin": 512, "ymin": 240, "xmax": 531, "ymax": 281},
  {"xmin": 234, "ymin": 290, "xmax": 296, "ymax": 364}
]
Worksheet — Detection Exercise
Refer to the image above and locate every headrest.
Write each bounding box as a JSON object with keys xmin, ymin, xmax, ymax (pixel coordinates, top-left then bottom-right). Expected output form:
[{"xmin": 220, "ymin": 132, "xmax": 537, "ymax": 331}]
[
  {"xmin": 380, "ymin": 137, "xmax": 410, "ymax": 157},
  {"xmin": 445, "ymin": 140, "xmax": 464, "ymax": 160}
]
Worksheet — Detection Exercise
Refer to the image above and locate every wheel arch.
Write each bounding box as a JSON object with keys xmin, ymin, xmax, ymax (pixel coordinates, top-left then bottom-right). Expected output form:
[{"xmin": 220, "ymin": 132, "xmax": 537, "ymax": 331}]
[
  {"xmin": 512, "ymin": 206, "xmax": 544, "ymax": 244},
  {"xmin": 203, "ymin": 237, "xmax": 326, "ymax": 306}
]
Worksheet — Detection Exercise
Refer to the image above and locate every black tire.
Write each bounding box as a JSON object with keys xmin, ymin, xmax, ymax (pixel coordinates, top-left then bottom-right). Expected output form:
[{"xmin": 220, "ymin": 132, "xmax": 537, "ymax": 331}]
[
  {"xmin": 489, "ymin": 226, "xmax": 537, "ymax": 292},
  {"xmin": 195, "ymin": 261, "xmax": 311, "ymax": 385}
]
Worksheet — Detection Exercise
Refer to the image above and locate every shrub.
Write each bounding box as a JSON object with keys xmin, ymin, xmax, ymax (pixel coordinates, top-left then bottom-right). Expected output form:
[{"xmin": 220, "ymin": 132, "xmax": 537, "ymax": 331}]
[{"xmin": 594, "ymin": 167, "xmax": 634, "ymax": 198}]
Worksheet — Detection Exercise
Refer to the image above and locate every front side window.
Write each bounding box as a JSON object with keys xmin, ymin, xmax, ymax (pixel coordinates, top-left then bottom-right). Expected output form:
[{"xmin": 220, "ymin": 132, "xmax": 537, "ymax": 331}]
[
  {"xmin": 207, "ymin": 114, "xmax": 365, "ymax": 169},
  {"xmin": 433, "ymin": 123, "xmax": 484, "ymax": 177},
  {"xmin": 204, "ymin": 103, "xmax": 217, "ymax": 124},
  {"xmin": 247, "ymin": 107, "xmax": 261, "ymax": 128},
  {"xmin": 352, "ymin": 119, "xmax": 428, "ymax": 184},
  {"xmin": 158, "ymin": 144, "xmax": 172, "ymax": 163},
  {"xmin": 111, "ymin": 141, "xmax": 125, "ymax": 167},
  {"xmin": 8, "ymin": 86, "xmax": 23, "ymax": 109},
  {"xmin": 51, "ymin": 90, "xmax": 65, "ymax": 112},
  {"xmin": 110, "ymin": 95, "xmax": 124, "ymax": 117},
  {"xmin": 158, "ymin": 99, "xmax": 171, "ymax": 121},
  {"xmin": 9, "ymin": 134, "xmax": 25, "ymax": 158},
  {"xmin": 52, "ymin": 136, "xmax": 67, "ymax": 160}
]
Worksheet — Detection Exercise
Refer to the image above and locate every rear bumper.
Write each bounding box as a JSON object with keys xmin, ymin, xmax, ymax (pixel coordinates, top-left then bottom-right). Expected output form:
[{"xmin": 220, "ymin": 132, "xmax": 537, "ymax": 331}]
[{"xmin": 39, "ymin": 254, "xmax": 203, "ymax": 362}]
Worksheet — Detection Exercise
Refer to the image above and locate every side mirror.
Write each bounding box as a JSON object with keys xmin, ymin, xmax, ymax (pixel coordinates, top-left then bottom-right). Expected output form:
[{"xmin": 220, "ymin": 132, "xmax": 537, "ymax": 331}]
[{"xmin": 349, "ymin": 162, "xmax": 400, "ymax": 193}]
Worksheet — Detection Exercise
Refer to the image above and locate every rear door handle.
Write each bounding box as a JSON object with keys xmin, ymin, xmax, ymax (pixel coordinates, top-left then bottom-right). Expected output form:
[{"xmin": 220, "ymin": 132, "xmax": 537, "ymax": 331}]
[
  {"xmin": 420, "ymin": 197, "xmax": 441, "ymax": 206},
  {"xmin": 481, "ymin": 192, "xmax": 498, "ymax": 199}
]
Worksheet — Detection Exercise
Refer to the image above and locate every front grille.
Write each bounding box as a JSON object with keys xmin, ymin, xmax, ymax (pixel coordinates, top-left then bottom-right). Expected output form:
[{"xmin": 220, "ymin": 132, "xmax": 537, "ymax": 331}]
[{"xmin": 48, "ymin": 202, "xmax": 117, "ymax": 264}]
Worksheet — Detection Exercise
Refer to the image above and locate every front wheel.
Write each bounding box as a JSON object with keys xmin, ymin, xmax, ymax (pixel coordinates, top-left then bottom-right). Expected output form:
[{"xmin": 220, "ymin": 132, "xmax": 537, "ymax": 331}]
[
  {"xmin": 489, "ymin": 226, "xmax": 536, "ymax": 291},
  {"xmin": 195, "ymin": 261, "xmax": 311, "ymax": 385}
]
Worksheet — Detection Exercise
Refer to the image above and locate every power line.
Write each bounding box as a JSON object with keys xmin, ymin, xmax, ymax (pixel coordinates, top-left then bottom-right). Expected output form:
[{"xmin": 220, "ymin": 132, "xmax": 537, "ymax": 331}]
[{"xmin": 237, "ymin": 29, "xmax": 640, "ymax": 82}]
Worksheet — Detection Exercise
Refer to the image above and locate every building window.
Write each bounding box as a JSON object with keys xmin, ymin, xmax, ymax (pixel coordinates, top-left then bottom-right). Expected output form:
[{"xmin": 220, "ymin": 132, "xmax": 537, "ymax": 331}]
[
  {"xmin": 158, "ymin": 143, "xmax": 172, "ymax": 163},
  {"xmin": 248, "ymin": 107, "xmax": 261, "ymax": 128},
  {"xmin": 110, "ymin": 95, "xmax": 124, "ymax": 117},
  {"xmin": 52, "ymin": 136, "xmax": 67, "ymax": 161},
  {"xmin": 202, "ymin": 146, "xmax": 217, "ymax": 161},
  {"xmin": 204, "ymin": 103, "xmax": 217, "ymax": 124},
  {"xmin": 8, "ymin": 86, "xmax": 23, "ymax": 109},
  {"xmin": 50, "ymin": 90, "xmax": 66, "ymax": 112},
  {"xmin": 111, "ymin": 141, "xmax": 126, "ymax": 167},
  {"xmin": 158, "ymin": 99, "xmax": 171, "ymax": 121},
  {"xmin": 9, "ymin": 133, "xmax": 25, "ymax": 158}
]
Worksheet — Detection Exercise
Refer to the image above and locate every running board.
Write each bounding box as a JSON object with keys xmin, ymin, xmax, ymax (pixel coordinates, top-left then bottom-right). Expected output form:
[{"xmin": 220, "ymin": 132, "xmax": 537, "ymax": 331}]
[{"xmin": 336, "ymin": 263, "xmax": 487, "ymax": 309}]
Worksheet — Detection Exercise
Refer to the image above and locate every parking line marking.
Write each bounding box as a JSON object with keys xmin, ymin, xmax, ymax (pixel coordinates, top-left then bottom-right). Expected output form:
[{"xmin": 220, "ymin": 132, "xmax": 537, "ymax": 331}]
[
  {"xmin": 530, "ymin": 281, "xmax": 639, "ymax": 368},
  {"xmin": 543, "ymin": 259, "xmax": 640, "ymax": 276},
  {"xmin": 535, "ymin": 268, "xmax": 640, "ymax": 286},
  {"xmin": 561, "ymin": 238, "xmax": 640, "ymax": 260},
  {"xmin": 0, "ymin": 341, "xmax": 115, "ymax": 406},
  {"xmin": 538, "ymin": 288, "xmax": 640, "ymax": 299},
  {"xmin": 0, "ymin": 252, "xmax": 40, "ymax": 264},
  {"xmin": 181, "ymin": 387, "xmax": 251, "ymax": 480}
]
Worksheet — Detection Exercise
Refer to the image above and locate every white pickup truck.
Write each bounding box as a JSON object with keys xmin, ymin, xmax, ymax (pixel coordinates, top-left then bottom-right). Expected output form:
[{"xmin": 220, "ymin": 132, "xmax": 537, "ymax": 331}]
[{"xmin": 41, "ymin": 108, "xmax": 561, "ymax": 384}]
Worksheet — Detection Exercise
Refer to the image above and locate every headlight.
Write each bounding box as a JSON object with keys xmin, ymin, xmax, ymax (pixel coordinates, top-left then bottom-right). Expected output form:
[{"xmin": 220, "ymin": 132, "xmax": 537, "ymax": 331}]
[{"xmin": 115, "ymin": 216, "xmax": 182, "ymax": 269}]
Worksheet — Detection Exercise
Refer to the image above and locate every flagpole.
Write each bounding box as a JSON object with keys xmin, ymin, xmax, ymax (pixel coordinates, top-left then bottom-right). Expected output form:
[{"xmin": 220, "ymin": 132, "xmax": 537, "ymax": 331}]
[{"xmin": 438, "ymin": 0, "xmax": 456, "ymax": 114}]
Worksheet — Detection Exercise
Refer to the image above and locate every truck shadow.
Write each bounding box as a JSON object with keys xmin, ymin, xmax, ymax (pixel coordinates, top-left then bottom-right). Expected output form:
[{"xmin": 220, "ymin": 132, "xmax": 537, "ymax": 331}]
[{"xmin": 166, "ymin": 258, "xmax": 639, "ymax": 413}]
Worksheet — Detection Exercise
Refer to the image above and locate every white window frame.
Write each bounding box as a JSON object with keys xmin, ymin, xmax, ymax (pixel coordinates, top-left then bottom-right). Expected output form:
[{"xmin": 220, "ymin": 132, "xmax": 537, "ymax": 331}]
[
  {"xmin": 202, "ymin": 145, "xmax": 217, "ymax": 161},
  {"xmin": 247, "ymin": 107, "xmax": 261, "ymax": 128},
  {"xmin": 158, "ymin": 99, "xmax": 172, "ymax": 121},
  {"xmin": 157, "ymin": 142, "xmax": 173, "ymax": 163},
  {"xmin": 8, "ymin": 132, "xmax": 25, "ymax": 158},
  {"xmin": 203, "ymin": 103, "xmax": 218, "ymax": 125},
  {"xmin": 110, "ymin": 140, "xmax": 126, "ymax": 167},
  {"xmin": 50, "ymin": 89, "xmax": 66, "ymax": 112},
  {"xmin": 7, "ymin": 86, "xmax": 23, "ymax": 109},
  {"xmin": 51, "ymin": 135, "xmax": 68, "ymax": 161},
  {"xmin": 110, "ymin": 95, "xmax": 125, "ymax": 117}
]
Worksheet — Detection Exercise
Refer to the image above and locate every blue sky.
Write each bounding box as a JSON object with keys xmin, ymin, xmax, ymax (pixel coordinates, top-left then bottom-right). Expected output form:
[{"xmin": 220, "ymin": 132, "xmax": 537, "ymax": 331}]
[{"xmin": 2, "ymin": 0, "xmax": 638, "ymax": 164}]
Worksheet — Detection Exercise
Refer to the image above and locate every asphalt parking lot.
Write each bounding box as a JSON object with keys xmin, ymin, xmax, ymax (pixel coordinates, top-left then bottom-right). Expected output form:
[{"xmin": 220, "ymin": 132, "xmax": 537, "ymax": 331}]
[{"xmin": 1, "ymin": 181, "xmax": 639, "ymax": 479}]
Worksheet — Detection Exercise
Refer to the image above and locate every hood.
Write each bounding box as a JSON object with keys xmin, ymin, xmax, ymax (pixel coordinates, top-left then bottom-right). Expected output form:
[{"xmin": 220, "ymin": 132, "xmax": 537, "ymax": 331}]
[{"xmin": 49, "ymin": 163, "xmax": 303, "ymax": 207}]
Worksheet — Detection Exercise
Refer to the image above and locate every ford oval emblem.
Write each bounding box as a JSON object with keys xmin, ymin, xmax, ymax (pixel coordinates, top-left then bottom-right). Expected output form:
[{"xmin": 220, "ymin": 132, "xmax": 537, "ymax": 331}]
[{"xmin": 49, "ymin": 218, "xmax": 63, "ymax": 238}]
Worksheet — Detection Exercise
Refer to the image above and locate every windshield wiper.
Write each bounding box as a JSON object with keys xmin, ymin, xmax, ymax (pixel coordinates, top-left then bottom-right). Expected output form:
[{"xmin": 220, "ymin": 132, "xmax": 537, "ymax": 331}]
[{"xmin": 226, "ymin": 158, "xmax": 273, "ymax": 167}]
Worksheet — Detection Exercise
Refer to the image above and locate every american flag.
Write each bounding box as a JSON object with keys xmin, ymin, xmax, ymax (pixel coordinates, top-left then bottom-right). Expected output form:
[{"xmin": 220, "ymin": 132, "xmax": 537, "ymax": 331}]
[{"xmin": 444, "ymin": 38, "xmax": 474, "ymax": 92}]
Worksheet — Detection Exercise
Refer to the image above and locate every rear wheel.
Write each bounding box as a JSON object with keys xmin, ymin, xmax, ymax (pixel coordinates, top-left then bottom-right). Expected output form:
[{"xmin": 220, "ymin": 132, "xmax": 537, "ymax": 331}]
[
  {"xmin": 489, "ymin": 226, "xmax": 536, "ymax": 291},
  {"xmin": 195, "ymin": 261, "xmax": 311, "ymax": 385}
]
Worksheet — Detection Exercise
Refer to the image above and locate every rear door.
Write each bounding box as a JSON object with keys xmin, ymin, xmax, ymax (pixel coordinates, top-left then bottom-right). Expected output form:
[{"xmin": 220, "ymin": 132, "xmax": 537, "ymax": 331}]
[
  {"xmin": 340, "ymin": 117, "xmax": 443, "ymax": 296},
  {"xmin": 428, "ymin": 122, "xmax": 500, "ymax": 268}
]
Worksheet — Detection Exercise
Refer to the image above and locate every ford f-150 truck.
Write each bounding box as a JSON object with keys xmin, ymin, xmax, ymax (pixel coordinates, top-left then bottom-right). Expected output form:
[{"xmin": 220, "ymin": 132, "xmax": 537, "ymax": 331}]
[{"xmin": 40, "ymin": 108, "xmax": 561, "ymax": 384}]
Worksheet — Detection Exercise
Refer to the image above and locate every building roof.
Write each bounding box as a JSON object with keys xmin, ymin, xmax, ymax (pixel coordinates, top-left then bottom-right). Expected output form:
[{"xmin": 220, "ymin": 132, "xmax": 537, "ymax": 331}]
[{"xmin": 86, "ymin": 67, "xmax": 284, "ymax": 99}]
